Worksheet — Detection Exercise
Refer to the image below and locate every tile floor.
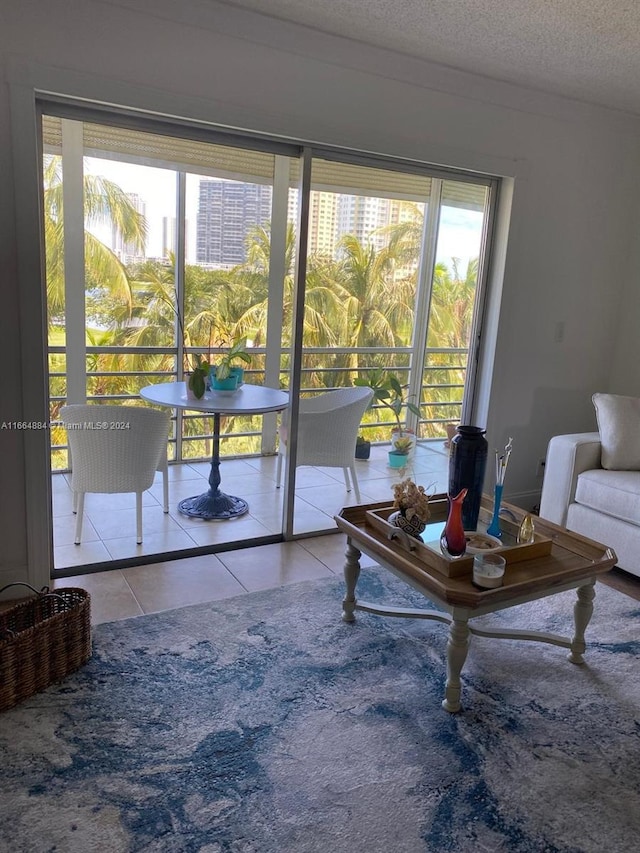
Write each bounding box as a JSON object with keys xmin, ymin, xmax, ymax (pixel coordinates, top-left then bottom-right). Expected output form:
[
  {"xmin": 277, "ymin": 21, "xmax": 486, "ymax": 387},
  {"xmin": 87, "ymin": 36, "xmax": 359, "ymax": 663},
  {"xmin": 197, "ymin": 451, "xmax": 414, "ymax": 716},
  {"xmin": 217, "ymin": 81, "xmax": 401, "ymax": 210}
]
[
  {"xmin": 49, "ymin": 442, "xmax": 452, "ymax": 626},
  {"xmin": 54, "ymin": 518, "xmax": 640, "ymax": 627},
  {"xmin": 52, "ymin": 442, "xmax": 451, "ymax": 571},
  {"xmin": 53, "ymin": 533, "xmax": 383, "ymax": 625}
]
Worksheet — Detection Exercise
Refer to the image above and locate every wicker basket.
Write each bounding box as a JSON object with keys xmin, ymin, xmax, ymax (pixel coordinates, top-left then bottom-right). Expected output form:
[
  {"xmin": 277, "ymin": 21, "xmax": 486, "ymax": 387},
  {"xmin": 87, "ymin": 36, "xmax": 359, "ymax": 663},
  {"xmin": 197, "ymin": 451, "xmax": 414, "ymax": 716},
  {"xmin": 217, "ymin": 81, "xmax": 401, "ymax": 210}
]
[{"xmin": 0, "ymin": 583, "xmax": 91, "ymax": 712}]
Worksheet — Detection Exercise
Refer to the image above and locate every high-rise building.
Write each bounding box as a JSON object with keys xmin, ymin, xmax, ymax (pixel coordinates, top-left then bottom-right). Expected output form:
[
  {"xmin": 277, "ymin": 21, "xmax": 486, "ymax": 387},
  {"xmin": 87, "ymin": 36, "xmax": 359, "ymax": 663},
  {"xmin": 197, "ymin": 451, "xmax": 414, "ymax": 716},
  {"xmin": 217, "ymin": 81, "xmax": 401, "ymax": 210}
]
[
  {"xmin": 336, "ymin": 194, "xmax": 391, "ymax": 252},
  {"xmin": 161, "ymin": 217, "xmax": 191, "ymax": 262},
  {"xmin": 161, "ymin": 216, "xmax": 176, "ymax": 258},
  {"xmin": 287, "ymin": 190, "xmax": 393, "ymax": 258},
  {"xmin": 196, "ymin": 179, "xmax": 272, "ymax": 266},
  {"xmin": 308, "ymin": 191, "xmax": 338, "ymax": 257},
  {"xmin": 112, "ymin": 193, "xmax": 146, "ymax": 262}
]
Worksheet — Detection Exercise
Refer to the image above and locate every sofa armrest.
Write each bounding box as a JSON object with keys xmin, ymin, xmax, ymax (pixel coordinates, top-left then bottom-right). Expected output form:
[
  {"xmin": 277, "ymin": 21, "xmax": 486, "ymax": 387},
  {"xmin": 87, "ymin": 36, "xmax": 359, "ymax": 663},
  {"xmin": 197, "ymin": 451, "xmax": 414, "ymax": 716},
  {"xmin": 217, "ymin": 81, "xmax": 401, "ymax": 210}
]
[{"xmin": 539, "ymin": 433, "xmax": 602, "ymax": 527}]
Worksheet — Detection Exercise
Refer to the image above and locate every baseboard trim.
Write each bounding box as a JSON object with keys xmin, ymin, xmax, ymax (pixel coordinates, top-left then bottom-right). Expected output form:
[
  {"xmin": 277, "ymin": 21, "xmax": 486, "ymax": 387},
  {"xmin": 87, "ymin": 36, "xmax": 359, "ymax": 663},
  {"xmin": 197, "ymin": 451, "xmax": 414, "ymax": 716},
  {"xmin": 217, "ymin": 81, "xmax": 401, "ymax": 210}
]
[{"xmin": 503, "ymin": 490, "xmax": 541, "ymax": 512}]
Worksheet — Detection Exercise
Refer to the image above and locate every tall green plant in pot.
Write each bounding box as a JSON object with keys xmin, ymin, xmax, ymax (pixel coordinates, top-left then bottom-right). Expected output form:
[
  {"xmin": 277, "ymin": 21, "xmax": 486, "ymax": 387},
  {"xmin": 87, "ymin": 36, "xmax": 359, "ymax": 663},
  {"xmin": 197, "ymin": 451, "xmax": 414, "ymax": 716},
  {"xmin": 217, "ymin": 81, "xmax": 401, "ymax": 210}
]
[
  {"xmin": 354, "ymin": 369, "xmax": 421, "ymax": 465},
  {"xmin": 149, "ymin": 287, "xmax": 212, "ymax": 400}
]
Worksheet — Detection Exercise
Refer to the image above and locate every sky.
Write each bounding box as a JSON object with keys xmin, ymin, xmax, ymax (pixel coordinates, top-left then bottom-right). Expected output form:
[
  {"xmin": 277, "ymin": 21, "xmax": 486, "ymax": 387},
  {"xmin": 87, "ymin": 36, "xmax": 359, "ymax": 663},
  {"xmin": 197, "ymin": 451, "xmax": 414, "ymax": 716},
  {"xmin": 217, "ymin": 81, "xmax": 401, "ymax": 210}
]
[{"xmin": 84, "ymin": 157, "xmax": 485, "ymax": 270}]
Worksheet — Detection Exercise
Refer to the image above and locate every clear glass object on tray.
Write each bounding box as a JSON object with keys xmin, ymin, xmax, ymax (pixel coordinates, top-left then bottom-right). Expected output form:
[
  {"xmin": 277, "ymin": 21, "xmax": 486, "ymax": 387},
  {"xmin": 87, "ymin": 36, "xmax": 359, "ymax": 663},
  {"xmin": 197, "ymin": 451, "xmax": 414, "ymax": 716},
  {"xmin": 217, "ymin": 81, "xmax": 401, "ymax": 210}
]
[{"xmin": 517, "ymin": 513, "xmax": 536, "ymax": 544}]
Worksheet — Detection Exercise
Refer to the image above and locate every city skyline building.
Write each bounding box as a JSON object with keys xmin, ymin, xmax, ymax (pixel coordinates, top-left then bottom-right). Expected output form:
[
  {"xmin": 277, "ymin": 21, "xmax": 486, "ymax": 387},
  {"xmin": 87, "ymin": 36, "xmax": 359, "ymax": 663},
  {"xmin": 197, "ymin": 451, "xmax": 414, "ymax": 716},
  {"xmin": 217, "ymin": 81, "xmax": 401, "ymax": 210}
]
[
  {"xmin": 161, "ymin": 216, "xmax": 176, "ymax": 258},
  {"xmin": 111, "ymin": 192, "xmax": 147, "ymax": 263},
  {"xmin": 161, "ymin": 216, "xmax": 191, "ymax": 260},
  {"xmin": 336, "ymin": 194, "xmax": 391, "ymax": 254},
  {"xmin": 307, "ymin": 192, "xmax": 339, "ymax": 257},
  {"xmin": 287, "ymin": 189, "xmax": 420, "ymax": 263},
  {"xmin": 196, "ymin": 179, "xmax": 272, "ymax": 266}
]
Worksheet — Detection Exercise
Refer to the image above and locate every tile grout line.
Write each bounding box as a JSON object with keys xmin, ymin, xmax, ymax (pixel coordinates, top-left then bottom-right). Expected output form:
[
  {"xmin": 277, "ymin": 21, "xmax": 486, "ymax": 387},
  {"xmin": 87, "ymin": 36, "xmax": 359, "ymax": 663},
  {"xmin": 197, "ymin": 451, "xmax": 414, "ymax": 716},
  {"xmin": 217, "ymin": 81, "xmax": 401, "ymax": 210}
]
[{"xmin": 121, "ymin": 573, "xmax": 146, "ymax": 615}]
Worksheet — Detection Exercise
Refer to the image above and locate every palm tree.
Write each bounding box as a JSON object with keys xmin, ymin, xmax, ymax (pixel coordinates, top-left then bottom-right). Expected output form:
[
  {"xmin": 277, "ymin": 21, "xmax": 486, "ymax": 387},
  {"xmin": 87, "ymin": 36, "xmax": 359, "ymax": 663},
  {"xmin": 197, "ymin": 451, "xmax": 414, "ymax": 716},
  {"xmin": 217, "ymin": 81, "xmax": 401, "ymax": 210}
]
[
  {"xmin": 85, "ymin": 328, "xmax": 136, "ymax": 400},
  {"xmin": 322, "ymin": 232, "xmax": 417, "ymax": 396},
  {"xmin": 123, "ymin": 257, "xmax": 255, "ymax": 355},
  {"xmin": 43, "ymin": 156, "xmax": 146, "ymax": 324},
  {"xmin": 236, "ymin": 225, "xmax": 418, "ymax": 388},
  {"xmin": 427, "ymin": 258, "xmax": 478, "ymax": 349},
  {"xmin": 422, "ymin": 258, "xmax": 479, "ymax": 437},
  {"xmin": 379, "ymin": 200, "xmax": 425, "ymax": 269},
  {"xmin": 224, "ymin": 223, "xmax": 346, "ymax": 392}
]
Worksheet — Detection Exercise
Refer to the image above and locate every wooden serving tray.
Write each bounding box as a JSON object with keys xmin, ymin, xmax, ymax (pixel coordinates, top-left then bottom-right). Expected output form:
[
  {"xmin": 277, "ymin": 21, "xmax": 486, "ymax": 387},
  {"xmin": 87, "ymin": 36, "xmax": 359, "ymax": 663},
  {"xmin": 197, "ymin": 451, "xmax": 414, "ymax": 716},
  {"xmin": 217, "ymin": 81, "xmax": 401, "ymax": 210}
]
[{"xmin": 364, "ymin": 493, "xmax": 552, "ymax": 579}]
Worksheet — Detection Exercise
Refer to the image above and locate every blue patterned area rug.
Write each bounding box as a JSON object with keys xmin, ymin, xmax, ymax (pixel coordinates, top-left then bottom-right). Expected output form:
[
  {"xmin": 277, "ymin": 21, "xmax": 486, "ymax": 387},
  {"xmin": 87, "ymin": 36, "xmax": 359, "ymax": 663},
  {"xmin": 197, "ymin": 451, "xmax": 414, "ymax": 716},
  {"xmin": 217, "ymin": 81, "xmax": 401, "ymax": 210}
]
[{"xmin": 1, "ymin": 568, "xmax": 639, "ymax": 853}]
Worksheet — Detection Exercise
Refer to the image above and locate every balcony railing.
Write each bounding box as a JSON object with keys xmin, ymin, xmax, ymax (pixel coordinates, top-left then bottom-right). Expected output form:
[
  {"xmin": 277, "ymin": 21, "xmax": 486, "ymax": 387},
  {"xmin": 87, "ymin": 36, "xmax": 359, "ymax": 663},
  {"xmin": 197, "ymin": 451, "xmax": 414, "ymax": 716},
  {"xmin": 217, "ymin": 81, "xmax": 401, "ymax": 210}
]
[{"xmin": 48, "ymin": 345, "xmax": 467, "ymax": 471}]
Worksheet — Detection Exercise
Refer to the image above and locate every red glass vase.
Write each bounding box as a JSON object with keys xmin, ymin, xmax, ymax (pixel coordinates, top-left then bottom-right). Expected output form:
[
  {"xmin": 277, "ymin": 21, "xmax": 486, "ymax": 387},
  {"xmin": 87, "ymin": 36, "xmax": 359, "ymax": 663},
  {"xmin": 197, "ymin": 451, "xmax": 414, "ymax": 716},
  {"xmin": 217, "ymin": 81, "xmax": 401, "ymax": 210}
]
[{"xmin": 440, "ymin": 488, "xmax": 468, "ymax": 557}]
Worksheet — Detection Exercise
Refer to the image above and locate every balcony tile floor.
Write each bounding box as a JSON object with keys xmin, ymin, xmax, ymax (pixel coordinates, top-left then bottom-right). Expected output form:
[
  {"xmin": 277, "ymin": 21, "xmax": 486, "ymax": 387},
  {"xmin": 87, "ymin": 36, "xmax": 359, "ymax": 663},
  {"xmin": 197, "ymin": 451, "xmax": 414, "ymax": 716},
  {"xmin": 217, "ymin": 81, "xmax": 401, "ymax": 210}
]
[
  {"xmin": 49, "ymin": 443, "xmax": 450, "ymax": 624},
  {"xmin": 52, "ymin": 442, "xmax": 451, "ymax": 571}
]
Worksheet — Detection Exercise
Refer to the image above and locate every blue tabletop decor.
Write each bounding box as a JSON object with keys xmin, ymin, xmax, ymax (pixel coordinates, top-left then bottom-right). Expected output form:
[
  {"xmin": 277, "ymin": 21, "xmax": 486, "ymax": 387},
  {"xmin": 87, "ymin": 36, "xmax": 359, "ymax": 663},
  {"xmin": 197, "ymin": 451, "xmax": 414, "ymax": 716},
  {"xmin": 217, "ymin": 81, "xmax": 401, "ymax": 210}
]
[
  {"xmin": 487, "ymin": 437, "xmax": 514, "ymax": 538},
  {"xmin": 447, "ymin": 425, "xmax": 488, "ymax": 531}
]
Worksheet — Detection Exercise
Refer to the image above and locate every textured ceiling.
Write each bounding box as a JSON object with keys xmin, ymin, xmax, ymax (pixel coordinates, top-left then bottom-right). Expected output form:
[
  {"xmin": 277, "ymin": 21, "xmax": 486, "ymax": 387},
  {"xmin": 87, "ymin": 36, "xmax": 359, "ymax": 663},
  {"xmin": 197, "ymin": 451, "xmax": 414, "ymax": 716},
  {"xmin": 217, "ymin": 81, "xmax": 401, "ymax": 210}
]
[{"xmin": 218, "ymin": 0, "xmax": 640, "ymax": 115}]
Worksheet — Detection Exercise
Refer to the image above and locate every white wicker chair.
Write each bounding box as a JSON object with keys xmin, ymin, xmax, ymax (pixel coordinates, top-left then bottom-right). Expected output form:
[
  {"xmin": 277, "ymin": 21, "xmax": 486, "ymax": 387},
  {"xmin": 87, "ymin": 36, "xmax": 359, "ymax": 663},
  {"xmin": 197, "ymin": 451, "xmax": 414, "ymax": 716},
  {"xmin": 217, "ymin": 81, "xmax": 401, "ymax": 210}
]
[
  {"xmin": 276, "ymin": 386, "xmax": 374, "ymax": 501},
  {"xmin": 61, "ymin": 404, "xmax": 170, "ymax": 545}
]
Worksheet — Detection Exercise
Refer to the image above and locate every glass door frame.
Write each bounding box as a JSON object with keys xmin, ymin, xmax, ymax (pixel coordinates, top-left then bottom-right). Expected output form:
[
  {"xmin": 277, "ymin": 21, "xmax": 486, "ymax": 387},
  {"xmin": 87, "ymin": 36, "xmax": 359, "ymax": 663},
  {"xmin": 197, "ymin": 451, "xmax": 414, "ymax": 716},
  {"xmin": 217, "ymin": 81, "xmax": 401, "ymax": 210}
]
[
  {"xmin": 38, "ymin": 95, "xmax": 501, "ymax": 571},
  {"xmin": 304, "ymin": 145, "xmax": 499, "ymax": 439}
]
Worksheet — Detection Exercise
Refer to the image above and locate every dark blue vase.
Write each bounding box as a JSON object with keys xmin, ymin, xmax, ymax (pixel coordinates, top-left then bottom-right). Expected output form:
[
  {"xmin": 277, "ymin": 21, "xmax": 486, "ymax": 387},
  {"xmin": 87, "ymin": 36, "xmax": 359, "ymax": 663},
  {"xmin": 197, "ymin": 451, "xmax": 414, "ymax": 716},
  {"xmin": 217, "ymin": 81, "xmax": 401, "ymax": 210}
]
[{"xmin": 448, "ymin": 426, "xmax": 488, "ymax": 531}]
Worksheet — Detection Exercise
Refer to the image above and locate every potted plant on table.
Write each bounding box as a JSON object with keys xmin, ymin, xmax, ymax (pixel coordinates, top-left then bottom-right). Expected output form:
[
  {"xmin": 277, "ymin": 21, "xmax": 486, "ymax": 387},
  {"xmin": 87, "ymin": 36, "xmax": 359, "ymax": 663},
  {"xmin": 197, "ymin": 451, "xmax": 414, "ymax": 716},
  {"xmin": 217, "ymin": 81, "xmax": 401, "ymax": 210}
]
[
  {"xmin": 153, "ymin": 291, "xmax": 212, "ymax": 400},
  {"xmin": 210, "ymin": 336, "xmax": 252, "ymax": 391},
  {"xmin": 354, "ymin": 369, "xmax": 421, "ymax": 468},
  {"xmin": 184, "ymin": 325, "xmax": 214, "ymax": 401}
]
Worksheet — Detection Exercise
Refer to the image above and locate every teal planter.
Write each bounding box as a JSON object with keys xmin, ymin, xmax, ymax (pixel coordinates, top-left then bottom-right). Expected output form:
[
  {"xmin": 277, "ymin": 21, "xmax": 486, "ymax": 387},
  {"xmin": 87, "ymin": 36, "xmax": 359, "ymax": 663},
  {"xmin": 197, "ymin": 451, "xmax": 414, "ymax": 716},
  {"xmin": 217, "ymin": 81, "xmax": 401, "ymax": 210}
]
[
  {"xmin": 229, "ymin": 366, "xmax": 245, "ymax": 386},
  {"xmin": 211, "ymin": 374, "xmax": 239, "ymax": 391},
  {"xmin": 388, "ymin": 450, "xmax": 409, "ymax": 469}
]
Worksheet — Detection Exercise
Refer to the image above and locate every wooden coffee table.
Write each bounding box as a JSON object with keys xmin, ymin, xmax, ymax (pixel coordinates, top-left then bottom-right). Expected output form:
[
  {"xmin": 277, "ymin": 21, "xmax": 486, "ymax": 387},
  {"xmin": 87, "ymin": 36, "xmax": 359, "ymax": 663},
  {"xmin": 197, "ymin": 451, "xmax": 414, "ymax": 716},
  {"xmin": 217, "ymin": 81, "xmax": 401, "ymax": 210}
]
[{"xmin": 334, "ymin": 496, "xmax": 617, "ymax": 713}]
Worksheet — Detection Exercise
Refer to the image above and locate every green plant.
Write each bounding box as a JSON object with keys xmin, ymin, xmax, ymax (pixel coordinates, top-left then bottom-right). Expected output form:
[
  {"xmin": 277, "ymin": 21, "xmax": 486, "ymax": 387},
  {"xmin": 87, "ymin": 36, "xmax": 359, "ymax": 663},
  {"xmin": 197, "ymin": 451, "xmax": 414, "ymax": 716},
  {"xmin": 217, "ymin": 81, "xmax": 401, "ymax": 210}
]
[
  {"xmin": 355, "ymin": 433, "xmax": 372, "ymax": 459},
  {"xmin": 213, "ymin": 336, "xmax": 252, "ymax": 380},
  {"xmin": 354, "ymin": 369, "xmax": 421, "ymax": 433},
  {"xmin": 392, "ymin": 436, "xmax": 414, "ymax": 455},
  {"xmin": 187, "ymin": 353, "xmax": 210, "ymax": 399},
  {"xmin": 149, "ymin": 288, "xmax": 213, "ymax": 395}
]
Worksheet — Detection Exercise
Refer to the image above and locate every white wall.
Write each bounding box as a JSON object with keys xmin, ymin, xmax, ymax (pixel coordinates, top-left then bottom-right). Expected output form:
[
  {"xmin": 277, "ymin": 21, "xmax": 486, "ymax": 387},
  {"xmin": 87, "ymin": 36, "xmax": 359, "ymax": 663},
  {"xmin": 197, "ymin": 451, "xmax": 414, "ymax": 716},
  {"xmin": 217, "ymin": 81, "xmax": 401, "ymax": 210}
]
[
  {"xmin": 609, "ymin": 208, "xmax": 640, "ymax": 395},
  {"xmin": 2, "ymin": 0, "xmax": 640, "ymax": 583}
]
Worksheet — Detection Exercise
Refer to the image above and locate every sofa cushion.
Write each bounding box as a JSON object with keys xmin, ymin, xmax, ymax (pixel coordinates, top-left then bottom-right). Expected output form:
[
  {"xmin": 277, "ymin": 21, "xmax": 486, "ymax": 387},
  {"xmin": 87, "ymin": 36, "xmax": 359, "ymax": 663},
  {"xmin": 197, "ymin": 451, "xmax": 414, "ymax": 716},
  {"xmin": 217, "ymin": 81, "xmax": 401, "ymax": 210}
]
[
  {"xmin": 566, "ymin": 503, "xmax": 636, "ymax": 574},
  {"xmin": 575, "ymin": 469, "xmax": 640, "ymax": 527},
  {"xmin": 592, "ymin": 393, "xmax": 640, "ymax": 470}
]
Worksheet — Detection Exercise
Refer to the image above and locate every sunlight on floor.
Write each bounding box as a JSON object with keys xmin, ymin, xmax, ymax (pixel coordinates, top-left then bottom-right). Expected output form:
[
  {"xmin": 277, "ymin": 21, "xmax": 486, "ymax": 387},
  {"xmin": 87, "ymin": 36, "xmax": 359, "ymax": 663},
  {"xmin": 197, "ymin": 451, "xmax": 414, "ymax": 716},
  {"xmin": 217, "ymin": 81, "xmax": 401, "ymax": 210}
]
[{"xmin": 51, "ymin": 442, "xmax": 451, "ymax": 623}]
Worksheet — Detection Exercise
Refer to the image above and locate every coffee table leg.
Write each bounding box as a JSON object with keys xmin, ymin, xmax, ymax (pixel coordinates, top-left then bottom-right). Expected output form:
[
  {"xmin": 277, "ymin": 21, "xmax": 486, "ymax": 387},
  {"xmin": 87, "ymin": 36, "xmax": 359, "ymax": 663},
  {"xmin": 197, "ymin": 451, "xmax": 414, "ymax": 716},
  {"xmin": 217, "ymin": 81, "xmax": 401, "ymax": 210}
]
[
  {"xmin": 342, "ymin": 538, "xmax": 361, "ymax": 623},
  {"xmin": 442, "ymin": 617, "xmax": 471, "ymax": 713},
  {"xmin": 569, "ymin": 580, "xmax": 596, "ymax": 663}
]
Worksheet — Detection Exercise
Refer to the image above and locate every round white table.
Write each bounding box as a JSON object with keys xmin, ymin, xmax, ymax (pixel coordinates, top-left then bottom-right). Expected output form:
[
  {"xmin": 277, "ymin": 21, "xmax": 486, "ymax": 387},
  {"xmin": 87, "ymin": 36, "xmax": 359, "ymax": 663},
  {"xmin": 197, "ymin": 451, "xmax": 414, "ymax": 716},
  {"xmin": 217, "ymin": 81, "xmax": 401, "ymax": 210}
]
[{"xmin": 140, "ymin": 381, "xmax": 289, "ymax": 520}]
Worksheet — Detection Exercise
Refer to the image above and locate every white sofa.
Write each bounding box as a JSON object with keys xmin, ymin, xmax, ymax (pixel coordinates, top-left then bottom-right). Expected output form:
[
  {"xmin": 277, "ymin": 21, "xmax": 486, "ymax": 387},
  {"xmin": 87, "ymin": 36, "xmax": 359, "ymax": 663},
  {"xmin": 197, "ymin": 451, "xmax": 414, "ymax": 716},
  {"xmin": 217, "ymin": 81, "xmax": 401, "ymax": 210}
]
[{"xmin": 539, "ymin": 431, "xmax": 640, "ymax": 578}]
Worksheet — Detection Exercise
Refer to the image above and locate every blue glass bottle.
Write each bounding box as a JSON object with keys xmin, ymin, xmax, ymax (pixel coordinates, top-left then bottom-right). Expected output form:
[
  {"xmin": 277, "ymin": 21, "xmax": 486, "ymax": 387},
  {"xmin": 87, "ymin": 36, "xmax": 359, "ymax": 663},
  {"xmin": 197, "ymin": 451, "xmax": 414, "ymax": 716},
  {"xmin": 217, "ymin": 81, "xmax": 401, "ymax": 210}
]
[
  {"xmin": 448, "ymin": 426, "xmax": 488, "ymax": 531},
  {"xmin": 486, "ymin": 483, "xmax": 503, "ymax": 538}
]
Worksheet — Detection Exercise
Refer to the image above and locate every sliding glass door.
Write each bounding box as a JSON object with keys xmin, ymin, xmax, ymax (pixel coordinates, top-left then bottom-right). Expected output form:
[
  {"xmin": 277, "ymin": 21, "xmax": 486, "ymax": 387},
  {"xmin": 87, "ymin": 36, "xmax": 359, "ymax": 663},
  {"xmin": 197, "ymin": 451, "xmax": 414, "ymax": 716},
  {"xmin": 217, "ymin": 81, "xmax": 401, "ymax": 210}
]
[
  {"xmin": 43, "ymin": 115, "xmax": 298, "ymax": 570},
  {"xmin": 286, "ymin": 157, "xmax": 495, "ymax": 534},
  {"xmin": 42, "ymin": 106, "xmax": 497, "ymax": 568}
]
